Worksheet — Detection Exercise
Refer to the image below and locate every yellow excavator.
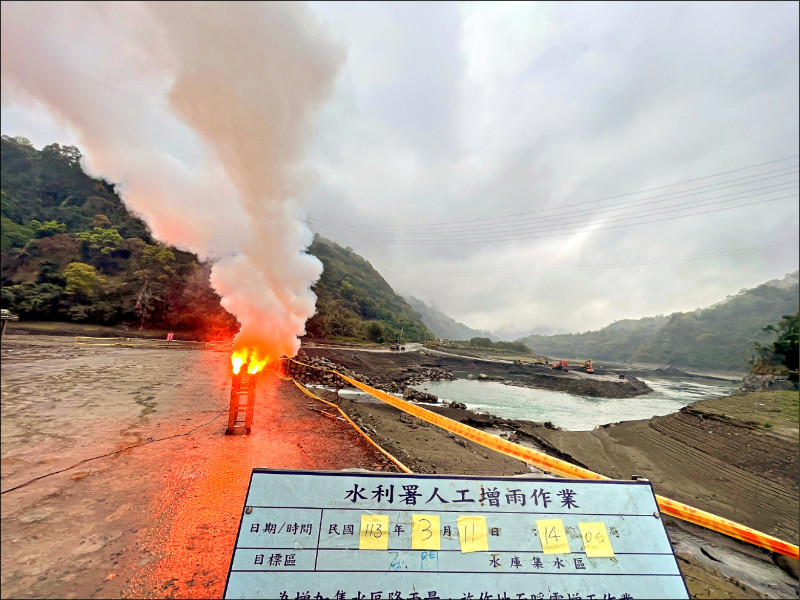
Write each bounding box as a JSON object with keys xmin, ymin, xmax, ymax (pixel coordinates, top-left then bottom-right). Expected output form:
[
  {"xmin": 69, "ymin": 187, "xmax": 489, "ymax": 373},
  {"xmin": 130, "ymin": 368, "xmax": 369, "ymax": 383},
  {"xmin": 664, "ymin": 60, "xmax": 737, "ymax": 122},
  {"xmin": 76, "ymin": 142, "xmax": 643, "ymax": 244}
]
[
  {"xmin": 534, "ymin": 355, "xmax": 550, "ymax": 365},
  {"xmin": 580, "ymin": 359, "xmax": 594, "ymax": 374}
]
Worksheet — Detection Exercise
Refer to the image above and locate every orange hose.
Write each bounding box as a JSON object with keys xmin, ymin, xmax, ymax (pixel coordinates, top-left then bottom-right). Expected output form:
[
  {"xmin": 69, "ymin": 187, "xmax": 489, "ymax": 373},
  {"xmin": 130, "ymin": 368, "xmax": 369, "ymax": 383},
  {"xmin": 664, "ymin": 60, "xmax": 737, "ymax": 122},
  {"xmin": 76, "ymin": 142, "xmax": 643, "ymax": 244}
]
[
  {"xmin": 289, "ymin": 376, "xmax": 413, "ymax": 474},
  {"xmin": 284, "ymin": 358, "xmax": 799, "ymax": 558}
]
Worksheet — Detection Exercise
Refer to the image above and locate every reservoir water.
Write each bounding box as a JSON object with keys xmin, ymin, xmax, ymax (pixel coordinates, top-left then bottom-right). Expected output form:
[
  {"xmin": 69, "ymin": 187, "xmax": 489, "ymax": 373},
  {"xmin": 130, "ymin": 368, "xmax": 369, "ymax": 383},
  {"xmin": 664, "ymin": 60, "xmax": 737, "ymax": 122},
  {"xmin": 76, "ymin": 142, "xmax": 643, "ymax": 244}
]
[{"xmin": 406, "ymin": 377, "xmax": 738, "ymax": 431}]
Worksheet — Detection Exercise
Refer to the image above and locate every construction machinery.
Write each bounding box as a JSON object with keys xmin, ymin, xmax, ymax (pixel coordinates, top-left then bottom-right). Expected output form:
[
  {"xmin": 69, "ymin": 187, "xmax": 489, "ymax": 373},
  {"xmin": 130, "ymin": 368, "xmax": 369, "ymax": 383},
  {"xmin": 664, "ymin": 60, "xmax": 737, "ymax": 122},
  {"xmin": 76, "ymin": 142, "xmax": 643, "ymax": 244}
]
[
  {"xmin": 552, "ymin": 360, "xmax": 569, "ymax": 372},
  {"xmin": 1, "ymin": 308, "xmax": 19, "ymax": 340},
  {"xmin": 390, "ymin": 342, "xmax": 405, "ymax": 351},
  {"xmin": 534, "ymin": 355, "xmax": 550, "ymax": 365},
  {"xmin": 513, "ymin": 359, "xmax": 524, "ymax": 365},
  {"xmin": 580, "ymin": 359, "xmax": 595, "ymax": 374}
]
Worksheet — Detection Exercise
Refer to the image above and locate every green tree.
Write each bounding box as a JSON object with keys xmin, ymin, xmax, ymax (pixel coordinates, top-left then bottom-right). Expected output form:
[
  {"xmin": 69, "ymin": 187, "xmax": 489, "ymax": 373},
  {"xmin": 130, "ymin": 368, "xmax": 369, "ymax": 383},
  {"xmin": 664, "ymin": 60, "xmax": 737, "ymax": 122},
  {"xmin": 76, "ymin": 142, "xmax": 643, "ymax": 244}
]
[
  {"xmin": 75, "ymin": 226, "xmax": 125, "ymax": 255},
  {"xmin": 366, "ymin": 321, "xmax": 390, "ymax": 343},
  {"xmin": 37, "ymin": 261, "xmax": 66, "ymax": 286},
  {"xmin": 30, "ymin": 219, "xmax": 68, "ymax": 237},
  {"xmin": 65, "ymin": 262, "xmax": 107, "ymax": 300},
  {"xmin": 42, "ymin": 143, "xmax": 82, "ymax": 168},
  {"xmin": 2, "ymin": 283, "xmax": 64, "ymax": 317},
  {"xmin": 0, "ymin": 286, "xmax": 15, "ymax": 309},
  {"xmin": 0, "ymin": 215, "xmax": 35, "ymax": 250},
  {"xmin": 131, "ymin": 245, "xmax": 176, "ymax": 326},
  {"xmin": 762, "ymin": 313, "xmax": 799, "ymax": 383}
]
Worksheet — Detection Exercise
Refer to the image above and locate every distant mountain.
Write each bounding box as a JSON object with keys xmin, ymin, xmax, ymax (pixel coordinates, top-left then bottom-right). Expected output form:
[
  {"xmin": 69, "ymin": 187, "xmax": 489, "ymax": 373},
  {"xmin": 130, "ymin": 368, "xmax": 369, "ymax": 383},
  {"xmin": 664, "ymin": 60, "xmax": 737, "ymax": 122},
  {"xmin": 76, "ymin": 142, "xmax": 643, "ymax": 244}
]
[
  {"xmin": 493, "ymin": 325, "xmax": 569, "ymax": 341},
  {"xmin": 405, "ymin": 295, "xmax": 498, "ymax": 341},
  {"xmin": 519, "ymin": 272, "xmax": 800, "ymax": 371},
  {"xmin": 305, "ymin": 236, "xmax": 431, "ymax": 344}
]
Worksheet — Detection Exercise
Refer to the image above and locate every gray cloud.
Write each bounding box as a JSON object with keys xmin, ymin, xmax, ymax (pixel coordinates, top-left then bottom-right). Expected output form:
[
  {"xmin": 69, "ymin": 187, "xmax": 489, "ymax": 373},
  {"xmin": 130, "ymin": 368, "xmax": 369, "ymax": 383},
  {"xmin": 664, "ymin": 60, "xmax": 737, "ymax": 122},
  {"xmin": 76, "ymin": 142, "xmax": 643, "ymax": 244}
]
[{"xmin": 304, "ymin": 1, "xmax": 798, "ymax": 335}]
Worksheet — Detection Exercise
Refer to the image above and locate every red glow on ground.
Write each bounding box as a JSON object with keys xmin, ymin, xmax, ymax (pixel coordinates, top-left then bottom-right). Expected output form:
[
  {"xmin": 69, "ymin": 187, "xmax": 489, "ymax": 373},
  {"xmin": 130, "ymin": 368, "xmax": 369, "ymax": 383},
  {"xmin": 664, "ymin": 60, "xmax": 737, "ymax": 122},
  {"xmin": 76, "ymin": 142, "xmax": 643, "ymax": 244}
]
[{"xmin": 127, "ymin": 370, "xmax": 392, "ymax": 598}]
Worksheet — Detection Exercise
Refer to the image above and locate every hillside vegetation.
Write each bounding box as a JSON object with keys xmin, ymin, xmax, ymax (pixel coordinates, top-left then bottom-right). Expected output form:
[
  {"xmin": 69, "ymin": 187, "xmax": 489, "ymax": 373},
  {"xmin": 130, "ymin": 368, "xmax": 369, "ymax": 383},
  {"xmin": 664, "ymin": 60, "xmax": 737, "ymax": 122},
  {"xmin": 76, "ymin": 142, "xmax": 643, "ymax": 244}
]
[
  {"xmin": 520, "ymin": 273, "xmax": 799, "ymax": 371},
  {"xmin": 0, "ymin": 135, "xmax": 237, "ymax": 336},
  {"xmin": 304, "ymin": 236, "xmax": 431, "ymax": 343},
  {"xmin": 1, "ymin": 136, "xmax": 430, "ymax": 343}
]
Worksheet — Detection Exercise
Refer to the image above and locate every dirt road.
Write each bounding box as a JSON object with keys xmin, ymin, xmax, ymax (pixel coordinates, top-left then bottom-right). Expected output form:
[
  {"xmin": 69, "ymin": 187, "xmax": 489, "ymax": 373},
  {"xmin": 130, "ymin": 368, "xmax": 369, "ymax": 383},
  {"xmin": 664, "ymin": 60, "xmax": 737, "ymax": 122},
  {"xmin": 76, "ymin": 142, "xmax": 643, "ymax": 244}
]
[{"xmin": 1, "ymin": 336, "xmax": 395, "ymax": 599}]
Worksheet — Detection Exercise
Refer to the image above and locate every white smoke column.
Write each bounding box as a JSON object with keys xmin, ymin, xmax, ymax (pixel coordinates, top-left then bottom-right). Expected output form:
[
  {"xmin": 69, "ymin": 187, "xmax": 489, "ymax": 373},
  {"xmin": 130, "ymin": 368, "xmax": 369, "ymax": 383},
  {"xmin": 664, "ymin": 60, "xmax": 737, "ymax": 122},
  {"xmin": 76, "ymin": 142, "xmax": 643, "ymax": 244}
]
[{"xmin": 1, "ymin": 1, "xmax": 344, "ymax": 361}]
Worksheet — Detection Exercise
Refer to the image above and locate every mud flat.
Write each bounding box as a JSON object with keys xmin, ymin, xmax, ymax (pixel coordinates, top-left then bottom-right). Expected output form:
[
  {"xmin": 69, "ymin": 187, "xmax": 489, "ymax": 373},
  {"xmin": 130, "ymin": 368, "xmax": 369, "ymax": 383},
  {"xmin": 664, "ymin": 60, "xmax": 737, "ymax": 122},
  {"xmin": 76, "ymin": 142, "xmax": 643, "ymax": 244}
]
[
  {"xmin": 0, "ymin": 335, "xmax": 397, "ymax": 599},
  {"xmin": 305, "ymin": 346, "xmax": 653, "ymax": 398}
]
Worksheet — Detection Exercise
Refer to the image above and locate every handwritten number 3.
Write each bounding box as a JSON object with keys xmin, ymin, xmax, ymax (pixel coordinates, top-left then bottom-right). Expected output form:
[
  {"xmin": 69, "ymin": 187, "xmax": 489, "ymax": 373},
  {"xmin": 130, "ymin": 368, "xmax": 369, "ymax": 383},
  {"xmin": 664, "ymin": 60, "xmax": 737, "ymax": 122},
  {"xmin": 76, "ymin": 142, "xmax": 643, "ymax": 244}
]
[{"xmin": 420, "ymin": 518, "xmax": 432, "ymax": 541}]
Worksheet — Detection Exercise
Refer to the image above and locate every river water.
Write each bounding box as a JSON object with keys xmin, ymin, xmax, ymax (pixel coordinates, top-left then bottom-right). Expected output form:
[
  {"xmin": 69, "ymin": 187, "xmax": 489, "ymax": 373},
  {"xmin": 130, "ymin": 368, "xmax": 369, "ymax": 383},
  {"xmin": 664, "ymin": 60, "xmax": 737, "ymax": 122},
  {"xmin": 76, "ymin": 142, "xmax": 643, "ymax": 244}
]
[{"xmin": 408, "ymin": 377, "xmax": 738, "ymax": 431}]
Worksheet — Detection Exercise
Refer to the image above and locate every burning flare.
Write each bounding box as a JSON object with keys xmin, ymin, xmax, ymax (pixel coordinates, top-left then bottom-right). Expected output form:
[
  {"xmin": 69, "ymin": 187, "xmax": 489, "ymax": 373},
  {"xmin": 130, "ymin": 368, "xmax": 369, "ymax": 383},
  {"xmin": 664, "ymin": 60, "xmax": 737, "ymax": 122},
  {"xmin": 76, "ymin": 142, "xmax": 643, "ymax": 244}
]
[{"xmin": 231, "ymin": 348, "xmax": 271, "ymax": 375}]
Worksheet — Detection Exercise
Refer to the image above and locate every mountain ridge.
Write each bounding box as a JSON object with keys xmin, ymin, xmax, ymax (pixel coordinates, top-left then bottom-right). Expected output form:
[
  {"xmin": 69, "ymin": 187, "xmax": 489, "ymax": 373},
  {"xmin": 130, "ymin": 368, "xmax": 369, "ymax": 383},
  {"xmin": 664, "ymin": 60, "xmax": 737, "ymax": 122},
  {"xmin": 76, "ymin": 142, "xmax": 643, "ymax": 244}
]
[
  {"xmin": 304, "ymin": 236, "xmax": 431, "ymax": 343},
  {"xmin": 519, "ymin": 272, "xmax": 799, "ymax": 370},
  {"xmin": 404, "ymin": 295, "xmax": 498, "ymax": 341}
]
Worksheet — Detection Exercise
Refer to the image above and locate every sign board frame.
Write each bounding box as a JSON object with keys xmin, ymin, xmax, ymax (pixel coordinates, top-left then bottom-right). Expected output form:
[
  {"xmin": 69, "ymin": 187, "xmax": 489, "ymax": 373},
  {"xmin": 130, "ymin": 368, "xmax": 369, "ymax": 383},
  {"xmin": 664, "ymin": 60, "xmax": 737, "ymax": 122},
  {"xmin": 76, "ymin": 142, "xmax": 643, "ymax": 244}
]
[{"xmin": 224, "ymin": 469, "xmax": 689, "ymax": 599}]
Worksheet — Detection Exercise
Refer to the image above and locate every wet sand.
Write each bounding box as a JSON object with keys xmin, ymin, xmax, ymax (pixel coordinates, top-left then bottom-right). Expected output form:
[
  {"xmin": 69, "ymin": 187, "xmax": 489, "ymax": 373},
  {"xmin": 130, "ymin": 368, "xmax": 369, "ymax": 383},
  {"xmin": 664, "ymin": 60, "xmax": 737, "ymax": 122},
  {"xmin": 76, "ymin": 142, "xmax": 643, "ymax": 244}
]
[{"xmin": 1, "ymin": 336, "xmax": 396, "ymax": 599}]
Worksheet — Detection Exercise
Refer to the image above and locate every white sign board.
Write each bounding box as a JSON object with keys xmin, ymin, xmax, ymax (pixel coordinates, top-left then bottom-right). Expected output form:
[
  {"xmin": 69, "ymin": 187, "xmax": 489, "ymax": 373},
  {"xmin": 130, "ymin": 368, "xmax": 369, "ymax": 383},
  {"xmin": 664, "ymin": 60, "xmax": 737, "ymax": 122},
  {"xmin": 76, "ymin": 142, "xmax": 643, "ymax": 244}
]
[{"xmin": 224, "ymin": 469, "xmax": 689, "ymax": 599}]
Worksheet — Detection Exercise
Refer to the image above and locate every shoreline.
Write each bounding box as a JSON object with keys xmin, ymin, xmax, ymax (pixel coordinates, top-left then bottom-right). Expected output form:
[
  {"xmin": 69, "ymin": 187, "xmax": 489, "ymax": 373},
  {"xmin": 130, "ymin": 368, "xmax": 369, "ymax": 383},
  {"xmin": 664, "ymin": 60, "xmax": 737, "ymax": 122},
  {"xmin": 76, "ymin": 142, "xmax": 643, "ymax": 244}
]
[
  {"xmin": 301, "ymin": 345, "xmax": 655, "ymax": 399},
  {"xmin": 295, "ymin": 344, "xmax": 798, "ymax": 598}
]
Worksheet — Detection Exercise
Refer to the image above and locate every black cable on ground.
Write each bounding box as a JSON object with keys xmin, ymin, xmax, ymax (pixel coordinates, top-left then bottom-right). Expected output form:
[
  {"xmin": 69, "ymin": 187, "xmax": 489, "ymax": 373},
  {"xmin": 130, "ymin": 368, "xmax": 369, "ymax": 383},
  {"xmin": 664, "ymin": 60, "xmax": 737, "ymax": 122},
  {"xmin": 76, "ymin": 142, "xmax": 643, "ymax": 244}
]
[{"xmin": 0, "ymin": 406, "xmax": 229, "ymax": 495}]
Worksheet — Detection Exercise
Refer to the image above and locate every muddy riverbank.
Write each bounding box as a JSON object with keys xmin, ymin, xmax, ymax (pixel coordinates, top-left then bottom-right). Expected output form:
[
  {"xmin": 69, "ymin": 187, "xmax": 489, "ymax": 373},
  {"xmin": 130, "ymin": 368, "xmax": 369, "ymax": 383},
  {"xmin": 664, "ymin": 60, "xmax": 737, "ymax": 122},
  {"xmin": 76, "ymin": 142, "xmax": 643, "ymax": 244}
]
[
  {"xmin": 0, "ymin": 335, "xmax": 396, "ymax": 599},
  {"xmin": 301, "ymin": 345, "xmax": 653, "ymax": 398}
]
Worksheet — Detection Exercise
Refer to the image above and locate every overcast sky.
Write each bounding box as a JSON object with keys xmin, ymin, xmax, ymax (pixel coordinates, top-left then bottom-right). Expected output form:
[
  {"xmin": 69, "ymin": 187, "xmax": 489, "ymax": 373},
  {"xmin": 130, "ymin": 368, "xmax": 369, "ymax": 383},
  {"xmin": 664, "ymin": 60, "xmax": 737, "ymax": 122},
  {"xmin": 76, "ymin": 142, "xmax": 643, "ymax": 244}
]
[{"xmin": 3, "ymin": 1, "xmax": 798, "ymax": 338}]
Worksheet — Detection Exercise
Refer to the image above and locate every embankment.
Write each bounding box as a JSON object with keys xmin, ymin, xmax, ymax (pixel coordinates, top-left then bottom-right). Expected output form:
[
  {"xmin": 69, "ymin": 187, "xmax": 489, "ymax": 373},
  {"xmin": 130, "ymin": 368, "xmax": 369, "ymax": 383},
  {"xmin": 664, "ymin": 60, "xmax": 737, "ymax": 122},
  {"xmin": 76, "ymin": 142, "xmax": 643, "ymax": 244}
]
[{"xmin": 302, "ymin": 346, "xmax": 652, "ymax": 398}]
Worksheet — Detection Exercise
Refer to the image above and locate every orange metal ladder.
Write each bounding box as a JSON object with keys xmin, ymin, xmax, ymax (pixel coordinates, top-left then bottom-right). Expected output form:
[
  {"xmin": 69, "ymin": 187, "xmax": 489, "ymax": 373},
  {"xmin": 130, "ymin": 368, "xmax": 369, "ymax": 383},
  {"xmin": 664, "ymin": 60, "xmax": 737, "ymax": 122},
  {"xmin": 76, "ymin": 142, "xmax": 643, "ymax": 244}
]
[{"xmin": 226, "ymin": 370, "xmax": 258, "ymax": 434}]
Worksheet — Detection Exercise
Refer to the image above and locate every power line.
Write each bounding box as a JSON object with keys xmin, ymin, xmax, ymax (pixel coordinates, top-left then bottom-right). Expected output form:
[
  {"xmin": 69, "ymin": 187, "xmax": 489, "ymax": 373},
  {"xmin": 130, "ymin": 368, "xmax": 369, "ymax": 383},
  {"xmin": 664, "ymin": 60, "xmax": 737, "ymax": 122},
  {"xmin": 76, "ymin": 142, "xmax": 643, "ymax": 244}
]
[
  {"xmin": 314, "ymin": 192, "xmax": 798, "ymax": 244},
  {"xmin": 312, "ymin": 165, "xmax": 799, "ymax": 233},
  {"xmin": 310, "ymin": 155, "xmax": 799, "ymax": 229},
  {"xmin": 382, "ymin": 243, "xmax": 800, "ymax": 277},
  {"xmin": 315, "ymin": 180, "xmax": 798, "ymax": 240}
]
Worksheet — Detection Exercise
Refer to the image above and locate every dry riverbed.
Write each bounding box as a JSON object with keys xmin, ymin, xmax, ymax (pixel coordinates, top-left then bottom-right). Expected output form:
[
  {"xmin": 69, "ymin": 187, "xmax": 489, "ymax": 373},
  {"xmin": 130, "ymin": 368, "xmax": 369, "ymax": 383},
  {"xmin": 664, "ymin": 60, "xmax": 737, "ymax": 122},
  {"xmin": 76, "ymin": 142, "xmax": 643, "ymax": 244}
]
[{"xmin": 1, "ymin": 333, "xmax": 798, "ymax": 599}]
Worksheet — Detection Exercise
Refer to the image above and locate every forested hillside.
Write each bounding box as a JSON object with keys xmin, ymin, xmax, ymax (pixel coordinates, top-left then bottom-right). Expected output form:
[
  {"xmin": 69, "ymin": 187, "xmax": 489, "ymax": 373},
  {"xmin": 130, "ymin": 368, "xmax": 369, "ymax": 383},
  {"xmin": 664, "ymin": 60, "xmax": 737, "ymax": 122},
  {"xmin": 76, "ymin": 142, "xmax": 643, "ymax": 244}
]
[
  {"xmin": 520, "ymin": 273, "xmax": 799, "ymax": 371},
  {"xmin": 0, "ymin": 135, "xmax": 237, "ymax": 336},
  {"xmin": 304, "ymin": 236, "xmax": 431, "ymax": 343},
  {"xmin": 405, "ymin": 295, "xmax": 498, "ymax": 341},
  {"xmin": 1, "ymin": 136, "xmax": 431, "ymax": 343}
]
